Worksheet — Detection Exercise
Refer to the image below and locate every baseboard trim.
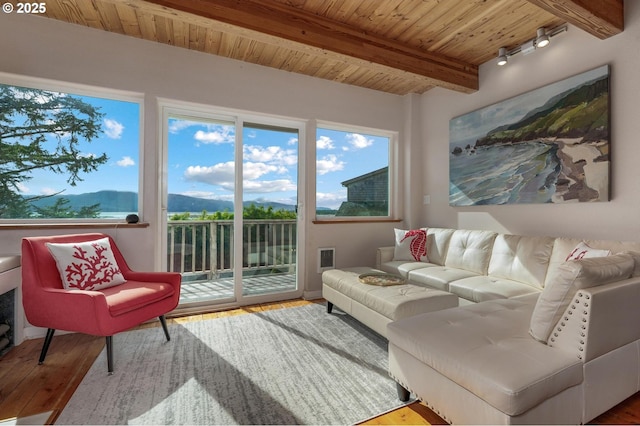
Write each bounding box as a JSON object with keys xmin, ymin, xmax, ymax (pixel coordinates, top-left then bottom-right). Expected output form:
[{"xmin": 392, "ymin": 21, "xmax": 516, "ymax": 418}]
[{"xmin": 303, "ymin": 290, "xmax": 322, "ymax": 300}]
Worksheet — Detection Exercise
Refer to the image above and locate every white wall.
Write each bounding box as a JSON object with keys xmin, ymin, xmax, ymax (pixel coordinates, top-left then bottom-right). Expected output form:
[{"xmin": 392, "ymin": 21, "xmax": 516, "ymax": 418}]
[
  {"xmin": 420, "ymin": 1, "xmax": 640, "ymax": 241},
  {"xmin": 0, "ymin": 13, "xmax": 406, "ymax": 296}
]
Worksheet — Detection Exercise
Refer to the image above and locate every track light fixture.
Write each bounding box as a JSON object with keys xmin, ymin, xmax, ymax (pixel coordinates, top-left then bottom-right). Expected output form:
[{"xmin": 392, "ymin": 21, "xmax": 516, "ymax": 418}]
[
  {"xmin": 496, "ymin": 25, "xmax": 567, "ymax": 66},
  {"xmin": 536, "ymin": 27, "xmax": 550, "ymax": 48},
  {"xmin": 497, "ymin": 47, "xmax": 508, "ymax": 66}
]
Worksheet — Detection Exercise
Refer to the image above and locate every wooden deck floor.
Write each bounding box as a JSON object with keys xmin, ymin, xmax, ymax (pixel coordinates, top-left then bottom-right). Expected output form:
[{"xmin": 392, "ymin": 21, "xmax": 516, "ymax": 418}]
[{"xmin": 179, "ymin": 273, "xmax": 297, "ymax": 304}]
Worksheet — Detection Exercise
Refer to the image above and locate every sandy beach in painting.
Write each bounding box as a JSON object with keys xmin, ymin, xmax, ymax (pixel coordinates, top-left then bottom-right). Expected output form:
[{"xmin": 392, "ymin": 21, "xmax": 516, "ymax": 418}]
[{"xmin": 550, "ymin": 137, "xmax": 609, "ymax": 202}]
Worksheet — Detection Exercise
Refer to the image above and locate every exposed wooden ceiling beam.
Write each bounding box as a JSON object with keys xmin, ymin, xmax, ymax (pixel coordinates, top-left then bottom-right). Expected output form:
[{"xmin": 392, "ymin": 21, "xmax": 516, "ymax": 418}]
[
  {"xmin": 142, "ymin": 0, "xmax": 478, "ymax": 93},
  {"xmin": 525, "ymin": 0, "xmax": 623, "ymax": 39}
]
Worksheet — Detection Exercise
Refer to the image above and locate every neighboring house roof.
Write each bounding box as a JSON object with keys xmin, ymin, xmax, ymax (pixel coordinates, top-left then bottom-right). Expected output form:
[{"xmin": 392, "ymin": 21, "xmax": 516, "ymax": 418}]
[{"xmin": 340, "ymin": 167, "xmax": 388, "ymax": 187}]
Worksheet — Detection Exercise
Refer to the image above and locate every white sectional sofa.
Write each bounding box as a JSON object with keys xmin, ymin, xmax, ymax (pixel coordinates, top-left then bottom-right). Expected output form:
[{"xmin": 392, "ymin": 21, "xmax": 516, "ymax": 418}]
[{"xmin": 324, "ymin": 227, "xmax": 640, "ymax": 424}]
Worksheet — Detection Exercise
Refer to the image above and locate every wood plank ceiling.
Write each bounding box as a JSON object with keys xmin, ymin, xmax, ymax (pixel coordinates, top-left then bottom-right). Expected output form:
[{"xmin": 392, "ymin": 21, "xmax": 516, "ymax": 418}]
[{"xmin": 30, "ymin": 0, "xmax": 623, "ymax": 95}]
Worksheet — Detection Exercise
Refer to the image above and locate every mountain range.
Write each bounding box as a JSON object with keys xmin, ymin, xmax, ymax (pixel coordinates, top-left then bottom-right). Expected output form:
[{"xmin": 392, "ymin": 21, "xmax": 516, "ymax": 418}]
[
  {"xmin": 27, "ymin": 191, "xmax": 296, "ymax": 213},
  {"xmin": 475, "ymin": 75, "xmax": 609, "ymax": 147}
]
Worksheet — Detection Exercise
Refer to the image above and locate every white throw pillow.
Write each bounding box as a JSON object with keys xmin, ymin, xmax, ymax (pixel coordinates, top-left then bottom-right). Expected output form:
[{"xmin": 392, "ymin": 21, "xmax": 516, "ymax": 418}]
[
  {"xmin": 46, "ymin": 237, "xmax": 126, "ymax": 291},
  {"xmin": 393, "ymin": 228, "xmax": 429, "ymax": 262},
  {"xmin": 565, "ymin": 241, "xmax": 611, "ymax": 261},
  {"xmin": 529, "ymin": 253, "xmax": 634, "ymax": 343}
]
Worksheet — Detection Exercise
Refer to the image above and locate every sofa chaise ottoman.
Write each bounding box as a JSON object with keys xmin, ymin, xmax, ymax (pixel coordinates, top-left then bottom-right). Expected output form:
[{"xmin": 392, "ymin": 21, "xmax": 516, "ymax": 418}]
[{"xmin": 322, "ymin": 266, "xmax": 458, "ymax": 338}]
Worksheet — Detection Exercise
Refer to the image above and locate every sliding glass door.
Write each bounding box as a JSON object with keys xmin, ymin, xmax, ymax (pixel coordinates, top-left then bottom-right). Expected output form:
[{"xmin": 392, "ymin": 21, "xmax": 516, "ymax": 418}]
[{"xmin": 161, "ymin": 105, "xmax": 303, "ymax": 310}]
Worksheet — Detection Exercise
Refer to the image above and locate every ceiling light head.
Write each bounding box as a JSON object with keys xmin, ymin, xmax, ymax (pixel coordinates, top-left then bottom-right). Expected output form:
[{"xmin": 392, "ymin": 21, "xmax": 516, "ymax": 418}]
[
  {"xmin": 536, "ymin": 27, "xmax": 550, "ymax": 48},
  {"xmin": 497, "ymin": 47, "xmax": 508, "ymax": 66}
]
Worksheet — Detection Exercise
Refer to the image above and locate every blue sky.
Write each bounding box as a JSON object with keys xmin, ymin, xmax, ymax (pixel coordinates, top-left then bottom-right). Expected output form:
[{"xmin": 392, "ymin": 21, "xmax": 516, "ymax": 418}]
[
  {"xmin": 167, "ymin": 119, "xmax": 390, "ymax": 209},
  {"xmin": 9, "ymin": 85, "xmax": 389, "ymax": 210},
  {"xmin": 12, "ymin": 90, "xmax": 140, "ymax": 197}
]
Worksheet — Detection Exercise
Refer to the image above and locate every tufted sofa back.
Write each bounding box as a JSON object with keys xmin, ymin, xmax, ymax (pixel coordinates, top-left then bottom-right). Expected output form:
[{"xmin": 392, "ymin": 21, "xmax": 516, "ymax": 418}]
[
  {"xmin": 423, "ymin": 228, "xmax": 456, "ymax": 265},
  {"xmin": 488, "ymin": 234, "xmax": 556, "ymax": 290},
  {"xmin": 443, "ymin": 229, "xmax": 498, "ymax": 274}
]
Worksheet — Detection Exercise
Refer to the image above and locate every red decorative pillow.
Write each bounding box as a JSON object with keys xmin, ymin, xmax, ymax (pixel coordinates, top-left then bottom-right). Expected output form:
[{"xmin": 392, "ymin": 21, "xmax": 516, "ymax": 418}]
[
  {"xmin": 566, "ymin": 241, "xmax": 611, "ymax": 261},
  {"xmin": 393, "ymin": 228, "xmax": 429, "ymax": 262},
  {"xmin": 46, "ymin": 238, "xmax": 126, "ymax": 291}
]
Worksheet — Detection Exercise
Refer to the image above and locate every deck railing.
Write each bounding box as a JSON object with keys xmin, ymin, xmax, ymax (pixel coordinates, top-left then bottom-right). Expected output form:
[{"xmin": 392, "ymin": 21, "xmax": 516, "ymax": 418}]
[{"xmin": 167, "ymin": 219, "xmax": 297, "ymax": 279}]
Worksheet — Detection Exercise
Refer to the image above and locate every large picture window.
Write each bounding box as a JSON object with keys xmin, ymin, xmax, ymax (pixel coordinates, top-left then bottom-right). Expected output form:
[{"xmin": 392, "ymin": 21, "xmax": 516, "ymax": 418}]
[
  {"xmin": 316, "ymin": 124, "xmax": 393, "ymax": 219},
  {"xmin": 0, "ymin": 79, "xmax": 141, "ymax": 220}
]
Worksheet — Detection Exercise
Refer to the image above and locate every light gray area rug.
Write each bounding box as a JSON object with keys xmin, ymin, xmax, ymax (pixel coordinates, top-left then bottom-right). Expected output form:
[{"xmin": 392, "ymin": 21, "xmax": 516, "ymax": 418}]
[{"xmin": 56, "ymin": 303, "xmax": 406, "ymax": 425}]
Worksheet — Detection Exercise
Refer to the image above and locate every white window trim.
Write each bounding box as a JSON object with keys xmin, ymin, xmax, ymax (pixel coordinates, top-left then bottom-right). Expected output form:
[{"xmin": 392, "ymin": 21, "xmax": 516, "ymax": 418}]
[
  {"xmin": 313, "ymin": 120, "xmax": 399, "ymax": 222},
  {"xmin": 0, "ymin": 72, "xmax": 144, "ymax": 224}
]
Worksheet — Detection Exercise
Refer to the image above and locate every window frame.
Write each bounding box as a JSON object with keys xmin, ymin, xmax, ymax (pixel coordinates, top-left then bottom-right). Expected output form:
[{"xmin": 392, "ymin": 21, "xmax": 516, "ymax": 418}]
[
  {"xmin": 313, "ymin": 120, "xmax": 399, "ymax": 222},
  {"xmin": 0, "ymin": 72, "xmax": 144, "ymax": 224}
]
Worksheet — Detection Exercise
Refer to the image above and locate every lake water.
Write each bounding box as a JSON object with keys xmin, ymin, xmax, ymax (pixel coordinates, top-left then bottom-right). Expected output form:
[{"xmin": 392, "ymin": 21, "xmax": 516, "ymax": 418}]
[{"xmin": 449, "ymin": 141, "xmax": 560, "ymax": 205}]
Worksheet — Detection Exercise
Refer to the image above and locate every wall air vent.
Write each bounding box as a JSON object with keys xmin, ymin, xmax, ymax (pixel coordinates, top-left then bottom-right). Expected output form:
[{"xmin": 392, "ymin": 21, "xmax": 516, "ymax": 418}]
[{"xmin": 318, "ymin": 248, "xmax": 335, "ymax": 273}]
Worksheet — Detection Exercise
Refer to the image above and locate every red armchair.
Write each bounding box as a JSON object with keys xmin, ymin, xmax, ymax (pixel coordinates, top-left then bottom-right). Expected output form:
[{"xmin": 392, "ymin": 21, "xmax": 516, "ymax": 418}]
[{"xmin": 21, "ymin": 233, "xmax": 181, "ymax": 374}]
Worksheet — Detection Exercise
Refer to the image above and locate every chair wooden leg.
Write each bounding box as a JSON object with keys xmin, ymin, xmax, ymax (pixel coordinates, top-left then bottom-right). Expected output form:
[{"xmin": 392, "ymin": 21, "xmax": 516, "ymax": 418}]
[
  {"xmin": 38, "ymin": 328, "xmax": 55, "ymax": 365},
  {"xmin": 106, "ymin": 336, "xmax": 114, "ymax": 375},
  {"xmin": 159, "ymin": 315, "xmax": 170, "ymax": 341}
]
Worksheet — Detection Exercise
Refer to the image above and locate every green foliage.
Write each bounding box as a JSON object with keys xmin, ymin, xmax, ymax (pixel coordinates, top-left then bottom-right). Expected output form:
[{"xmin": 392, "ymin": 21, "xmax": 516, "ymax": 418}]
[
  {"xmin": 0, "ymin": 85, "xmax": 107, "ymax": 218},
  {"xmin": 32, "ymin": 198, "xmax": 101, "ymax": 218},
  {"xmin": 169, "ymin": 212, "xmax": 193, "ymax": 221},
  {"xmin": 242, "ymin": 204, "xmax": 296, "ymax": 219},
  {"xmin": 170, "ymin": 204, "xmax": 296, "ymax": 221}
]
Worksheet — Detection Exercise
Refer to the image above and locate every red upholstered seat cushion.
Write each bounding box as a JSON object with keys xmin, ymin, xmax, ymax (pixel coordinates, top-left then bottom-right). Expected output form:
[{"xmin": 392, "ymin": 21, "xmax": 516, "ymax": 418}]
[{"xmin": 101, "ymin": 280, "xmax": 176, "ymax": 317}]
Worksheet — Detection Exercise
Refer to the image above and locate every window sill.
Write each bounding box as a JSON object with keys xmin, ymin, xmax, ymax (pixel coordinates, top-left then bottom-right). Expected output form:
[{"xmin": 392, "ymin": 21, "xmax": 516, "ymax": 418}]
[
  {"xmin": 0, "ymin": 222, "xmax": 150, "ymax": 230},
  {"xmin": 312, "ymin": 218, "xmax": 402, "ymax": 224}
]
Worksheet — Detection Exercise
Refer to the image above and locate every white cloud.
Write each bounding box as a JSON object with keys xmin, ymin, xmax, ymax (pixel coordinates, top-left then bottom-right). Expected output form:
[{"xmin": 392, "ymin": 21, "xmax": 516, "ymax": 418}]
[
  {"xmin": 316, "ymin": 190, "xmax": 347, "ymax": 209},
  {"xmin": 16, "ymin": 182, "xmax": 29, "ymax": 194},
  {"xmin": 168, "ymin": 119, "xmax": 201, "ymax": 134},
  {"xmin": 184, "ymin": 162, "xmax": 235, "ymax": 191},
  {"xmin": 104, "ymin": 118, "xmax": 124, "ymax": 139},
  {"xmin": 116, "ymin": 156, "xmax": 135, "ymax": 167},
  {"xmin": 288, "ymin": 137, "xmax": 298, "ymax": 145},
  {"xmin": 243, "ymin": 179, "xmax": 297, "ymax": 193},
  {"xmin": 243, "ymin": 145, "xmax": 297, "ymax": 168},
  {"xmin": 194, "ymin": 128, "xmax": 234, "ymax": 144},
  {"xmin": 40, "ymin": 187, "xmax": 59, "ymax": 196},
  {"xmin": 181, "ymin": 190, "xmax": 218, "ymax": 199},
  {"xmin": 316, "ymin": 154, "xmax": 345, "ymax": 175},
  {"xmin": 243, "ymin": 162, "xmax": 281, "ymax": 179},
  {"xmin": 346, "ymin": 133, "xmax": 373, "ymax": 149},
  {"xmin": 317, "ymin": 135, "xmax": 335, "ymax": 150}
]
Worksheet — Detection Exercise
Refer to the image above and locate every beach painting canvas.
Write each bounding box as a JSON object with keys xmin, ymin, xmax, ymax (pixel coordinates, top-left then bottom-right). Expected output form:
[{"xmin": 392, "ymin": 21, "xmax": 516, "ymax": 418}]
[{"xmin": 449, "ymin": 65, "xmax": 610, "ymax": 206}]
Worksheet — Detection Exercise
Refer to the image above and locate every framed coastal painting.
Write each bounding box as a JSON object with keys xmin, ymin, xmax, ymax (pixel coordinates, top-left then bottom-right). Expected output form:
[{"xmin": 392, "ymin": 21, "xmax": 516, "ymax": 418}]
[{"xmin": 449, "ymin": 65, "xmax": 610, "ymax": 206}]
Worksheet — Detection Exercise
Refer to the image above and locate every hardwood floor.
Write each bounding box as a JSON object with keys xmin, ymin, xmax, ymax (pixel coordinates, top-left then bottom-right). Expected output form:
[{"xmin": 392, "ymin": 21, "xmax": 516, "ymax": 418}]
[{"xmin": 1, "ymin": 298, "xmax": 639, "ymax": 425}]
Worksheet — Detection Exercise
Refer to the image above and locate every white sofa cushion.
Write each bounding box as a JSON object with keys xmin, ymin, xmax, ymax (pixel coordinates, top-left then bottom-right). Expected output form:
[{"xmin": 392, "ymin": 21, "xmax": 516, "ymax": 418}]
[
  {"xmin": 379, "ymin": 260, "xmax": 438, "ymax": 277},
  {"xmin": 444, "ymin": 230, "xmax": 497, "ymax": 274},
  {"xmin": 387, "ymin": 297, "xmax": 583, "ymax": 416},
  {"xmin": 408, "ymin": 266, "xmax": 480, "ymax": 292},
  {"xmin": 488, "ymin": 234, "xmax": 555, "ymax": 290},
  {"xmin": 449, "ymin": 276, "xmax": 540, "ymax": 303},
  {"xmin": 530, "ymin": 253, "xmax": 635, "ymax": 343}
]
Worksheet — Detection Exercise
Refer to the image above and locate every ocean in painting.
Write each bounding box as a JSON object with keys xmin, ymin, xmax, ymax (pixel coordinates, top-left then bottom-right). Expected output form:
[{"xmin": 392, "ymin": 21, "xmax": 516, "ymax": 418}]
[{"xmin": 449, "ymin": 141, "xmax": 560, "ymax": 206}]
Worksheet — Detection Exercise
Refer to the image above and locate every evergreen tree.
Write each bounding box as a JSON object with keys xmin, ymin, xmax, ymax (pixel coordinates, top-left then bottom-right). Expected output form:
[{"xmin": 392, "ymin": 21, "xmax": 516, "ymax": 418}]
[
  {"xmin": 0, "ymin": 85, "xmax": 107, "ymax": 218},
  {"xmin": 32, "ymin": 198, "xmax": 101, "ymax": 219}
]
